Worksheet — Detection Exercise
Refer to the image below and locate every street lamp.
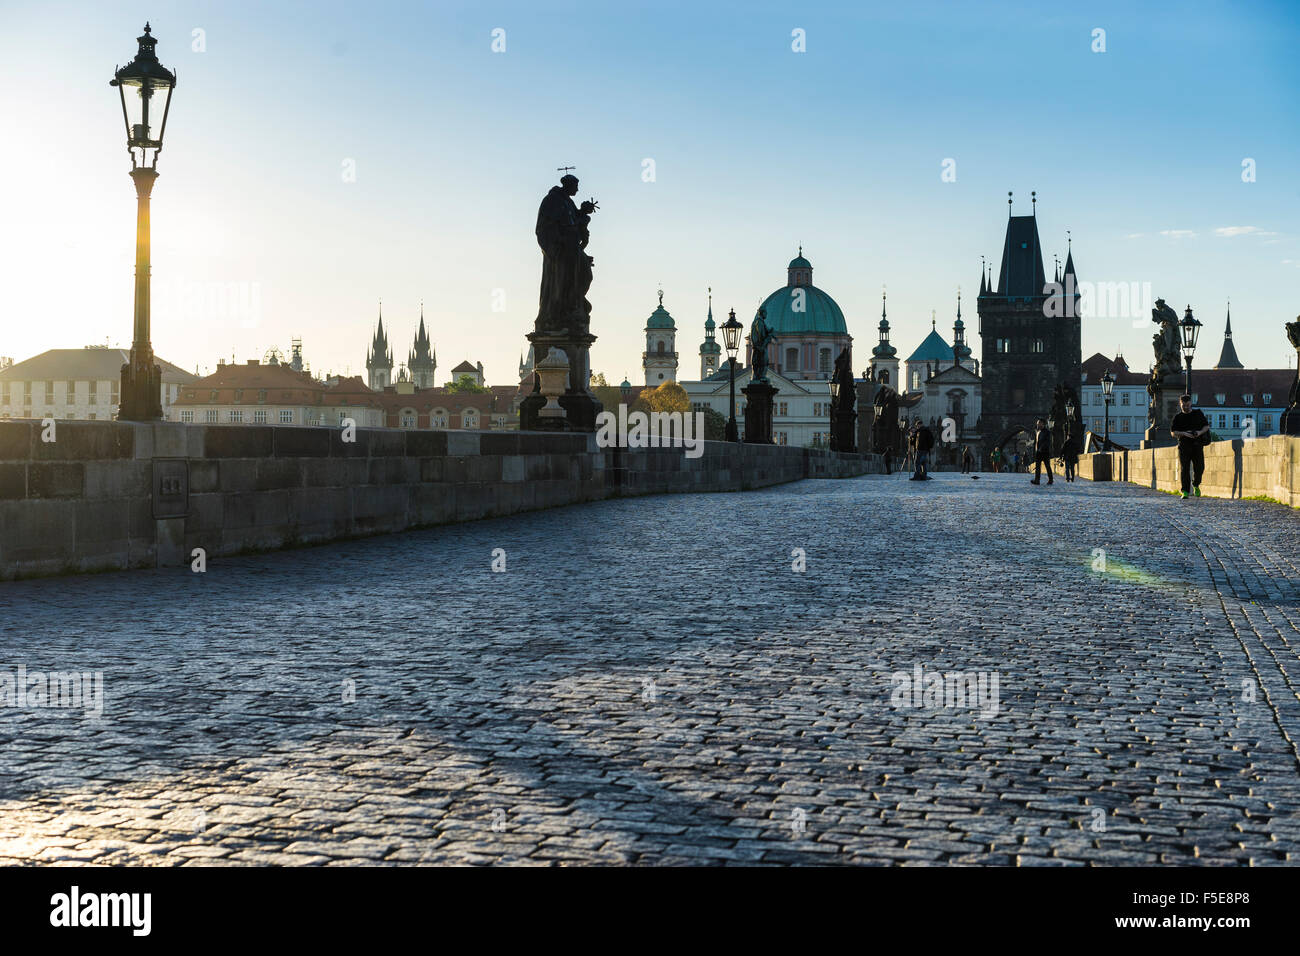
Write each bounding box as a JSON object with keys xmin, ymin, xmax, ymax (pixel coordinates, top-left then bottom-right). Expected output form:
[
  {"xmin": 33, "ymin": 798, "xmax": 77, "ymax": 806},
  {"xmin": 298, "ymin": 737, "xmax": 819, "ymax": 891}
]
[
  {"xmin": 721, "ymin": 309, "xmax": 743, "ymax": 442},
  {"xmin": 1180, "ymin": 305, "xmax": 1202, "ymax": 399},
  {"xmin": 111, "ymin": 23, "xmax": 176, "ymax": 421},
  {"xmin": 1100, "ymin": 369, "xmax": 1115, "ymax": 448}
]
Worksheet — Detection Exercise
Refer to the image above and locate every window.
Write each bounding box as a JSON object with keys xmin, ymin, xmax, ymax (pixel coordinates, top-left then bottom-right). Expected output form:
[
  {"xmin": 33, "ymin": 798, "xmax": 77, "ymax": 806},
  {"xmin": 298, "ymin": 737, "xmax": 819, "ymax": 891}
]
[
  {"xmin": 253, "ymin": 409, "xmax": 267, "ymax": 423},
  {"xmin": 1120, "ymin": 392, "xmax": 1130, "ymax": 406},
  {"xmin": 656, "ymin": 341, "xmax": 665, "ymax": 354},
  {"xmin": 65, "ymin": 383, "xmax": 74, "ymax": 404},
  {"xmin": 911, "ymin": 371, "xmax": 921, "ymax": 390},
  {"xmin": 819, "ymin": 349, "xmax": 832, "ymax": 374},
  {"xmin": 431, "ymin": 408, "xmax": 448, "ymax": 427},
  {"xmin": 996, "ymin": 338, "xmax": 1010, "ymax": 353},
  {"xmin": 209, "ymin": 390, "xmax": 219, "ymax": 403},
  {"xmin": 279, "ymin": 410, "xmax": 293, "ymax": 424},
  {"xmin": 258, "ymin": 390, "xmax": 267, "ymax": 404},
  {"xmin": 1263, "ymin": 393, "xmax": 1272, "ymax": 404},
  {"xmin": 1243, "ymin": 394, "xmax": 1253, "ymax": 405},
  {"xmin": 400, "ymin": 408, "xmax": 417, "ymax": 428},
  {"xmin": 1031, "ymin": 339, "xmax": 1044, "ymax": 353},
  {"xmin": 204, "ymin": 409, "xmax": 218, "ymax": 423},
  {"xmin": 229, "ymin": 410, "xmax": 243, "ymax": 423},
  {"xmin": 234, "ymin": 389, "xmax": 244, "ymax": 404},
  {"xmin": 87, "ymin": 413, "xmax": 96, "ymax": 420},
  {"xmin": 778, "ymin": 402, "xmax": 788, "ymax": 415},
  {"xmin": 21, "ymin": 383, "xmax": 30, "ymax": 405},
  {"xmin": 785, "ymin": 348, "xmax": 799, "ymax": 370},
  {"xmin": 1232, "ymin": 414, "xmax": 1240, "ymax": 429},
  {"xmin": 1094, "ymin": 393, "xmax": 1102, "ymax": 405},
  {"xmin": 88, "ymin": 382, "xmax": 97, "ymax": 405},
  {"xmin": 462, "ymin": 409, "xmax": 478, "ymax": 429},
  {"xmin": 1217, "ymin": 414, "xmax": 1226, "ymax": 428},
  {"xmin": 776, "ymin": 431, "xmax": 788, "ymax": 446},
  {"xmin": 180, "ymin": 410, "xmax": 194, "ymax": 423},
  {"xmin": 1264, "ymin": 414, "xmax": 1274, "ymax": 430},
  {"xmin": 1215, "ymin": 393, "xmax": 1226, "ymax": 405}
]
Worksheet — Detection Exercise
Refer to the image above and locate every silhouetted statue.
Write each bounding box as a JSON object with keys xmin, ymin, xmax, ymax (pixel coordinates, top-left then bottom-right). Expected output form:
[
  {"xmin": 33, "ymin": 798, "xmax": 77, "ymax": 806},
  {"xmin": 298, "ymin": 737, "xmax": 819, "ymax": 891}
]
[
  {"xmin": 833, "ymin": 347, "xmax": 855, "ymax": 411},
  {"xmin": 536, "ymin": 174, "xmax": 597, "ymax": 336},
  {"xmin": 1151, "ymin": 298, "xmax": 1182, "ymax": 381},
  {"xmin": 1283, "ymin": 317, "xmax": 1300, "ymax": 435},
  {"xmin": 749, "ymin": 307, "xmax": 774, "ymax": 382}
]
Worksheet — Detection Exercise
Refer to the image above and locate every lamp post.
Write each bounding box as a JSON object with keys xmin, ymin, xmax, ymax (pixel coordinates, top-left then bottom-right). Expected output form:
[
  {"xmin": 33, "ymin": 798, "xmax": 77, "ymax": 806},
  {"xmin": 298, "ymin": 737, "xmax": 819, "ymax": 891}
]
[
  {"xmin": 1100, "ymin": 369, "xmax": 1115, "ymax": 448},
  {"xmin": 111, "ymin": 23, "xmax": 176, "ymax": 421},
  {"xmin": 721, "ymin": 309, "xmax": 743, "ymax": 442},
  {"xmin": 1180, "ymin": 305, "xmax": 1202, "ymax": 400}
]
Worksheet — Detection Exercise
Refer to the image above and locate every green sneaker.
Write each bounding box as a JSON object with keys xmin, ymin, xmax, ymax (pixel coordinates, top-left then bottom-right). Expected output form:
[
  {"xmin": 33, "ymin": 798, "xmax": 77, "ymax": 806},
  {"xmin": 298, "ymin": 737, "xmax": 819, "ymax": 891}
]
[
  {"xmin": 1179, "ymin": 491, "xmax": 1189, "ymax": 499},
  {"xmin": 1193, "ymin": 486, "xmax": 1201, "ymax": 497}
]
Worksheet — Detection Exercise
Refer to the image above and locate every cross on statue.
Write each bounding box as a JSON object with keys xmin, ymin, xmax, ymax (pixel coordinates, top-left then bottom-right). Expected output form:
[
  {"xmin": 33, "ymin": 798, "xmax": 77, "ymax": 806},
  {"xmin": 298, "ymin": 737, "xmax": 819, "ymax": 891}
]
[{"xmin": 557, "ymin": 166, "xmax": 576, "ymax": 173}]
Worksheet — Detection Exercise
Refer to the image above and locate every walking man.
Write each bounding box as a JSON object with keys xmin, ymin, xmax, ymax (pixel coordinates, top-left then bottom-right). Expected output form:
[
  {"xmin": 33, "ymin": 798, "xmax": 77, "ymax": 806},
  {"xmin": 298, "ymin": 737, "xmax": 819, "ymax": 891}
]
[
  {"xmin": 990, "ymin": 446, "xmax": 1002, "ymax": 473},
  {"xmin": 883, "ymin": 445, "xmax": 893, "ymax": 475},
  {"xmin": 1029, "ymin": 419, "xmax": 1054, "ymax": 485},
  {"xmin": 1170, "ymin": 393, "xmax": 1210, "ymax": 498},
  {"xmin": 961, "ymin": 445, "xmax": 973, "ymax": 473},
  {"xmin": 1062, "ymin": 432, "xmax": 1079, "ymax": 483},
  {"xmin": 910, "ymin": 422, "xmax": 935, "ymax": 480}
]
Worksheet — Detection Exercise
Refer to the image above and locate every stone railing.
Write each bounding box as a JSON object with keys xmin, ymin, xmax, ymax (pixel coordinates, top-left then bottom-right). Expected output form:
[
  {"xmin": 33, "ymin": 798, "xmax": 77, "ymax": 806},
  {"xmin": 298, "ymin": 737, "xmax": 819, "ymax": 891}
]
[
  {"xmin": 1078, "ymin": 435, "xmax": 1300, "ymax": 505},
  {"xmin": 0, "ymin": 421, "xmax": 877, "ymax": 580}
]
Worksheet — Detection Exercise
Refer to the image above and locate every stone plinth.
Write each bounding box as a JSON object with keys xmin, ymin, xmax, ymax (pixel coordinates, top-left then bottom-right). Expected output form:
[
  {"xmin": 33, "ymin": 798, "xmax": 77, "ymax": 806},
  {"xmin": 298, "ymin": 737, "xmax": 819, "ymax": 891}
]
[{"xmin": 742, "ymin": 380, "xmax": 778, "ymax": 445}]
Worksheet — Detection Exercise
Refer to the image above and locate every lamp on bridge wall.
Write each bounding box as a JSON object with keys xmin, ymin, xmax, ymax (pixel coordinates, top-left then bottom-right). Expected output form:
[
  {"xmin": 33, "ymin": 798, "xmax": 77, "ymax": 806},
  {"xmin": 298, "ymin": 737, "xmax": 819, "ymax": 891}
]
[
  {"xmin": 111, "ymin": 23, "xmax": 176, "ymax": 422},
  {"xmin": 721, "ymin": 309, "xmax": 743, "ymax": 442},
  {"xmin": 1100, "ymin": 369, "xmax": 1115, "ymax": 447},
  {"xmin": 1180, "ymin": 306, "xmax": 1202, "ymax": 398}
]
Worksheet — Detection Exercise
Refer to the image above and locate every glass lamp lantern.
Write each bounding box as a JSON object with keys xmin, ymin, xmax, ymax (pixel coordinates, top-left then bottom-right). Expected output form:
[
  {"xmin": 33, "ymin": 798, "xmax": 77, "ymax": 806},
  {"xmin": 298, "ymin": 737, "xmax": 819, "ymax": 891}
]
[{"xmin": 110, "ymin": 23, "xmax": 176, "ymax": 170}]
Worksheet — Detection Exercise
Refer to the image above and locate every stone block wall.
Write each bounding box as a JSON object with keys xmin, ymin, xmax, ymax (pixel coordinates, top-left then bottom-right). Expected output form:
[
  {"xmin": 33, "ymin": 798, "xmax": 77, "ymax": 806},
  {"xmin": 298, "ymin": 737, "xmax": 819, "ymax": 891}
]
[
  {"xmin": 0, "ymin": 422, "xmax": 877, "ymax": 580},
  {"xmin": 1078, "ymin": 435, "xmax": 1300, "ymax": 505}
]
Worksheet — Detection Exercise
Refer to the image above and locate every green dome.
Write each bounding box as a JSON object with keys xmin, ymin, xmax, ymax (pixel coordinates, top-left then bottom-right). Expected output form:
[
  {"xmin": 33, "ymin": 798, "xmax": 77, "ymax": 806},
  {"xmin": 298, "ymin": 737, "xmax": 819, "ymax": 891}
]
[
  {"xmin": 788, "ymin": 255, "xmax": 812, "ymax": 270},
  {"xmin": 700, "ymin": 339, "xmax": 721, "ymax": 354},
  {"xmin": 646, "ymin": 304, "xmax": 675, "ymax": 330},
  {"xmin": 758, "ymin": 284, "xmax": 848, "ymax": 335},
  {"xmin": 907, "ymin": 328, "xmax": 955, "ymax": 363},
  {"xmin": 619, "ymin": 377, "xmax": 632, "ymax": 388}
]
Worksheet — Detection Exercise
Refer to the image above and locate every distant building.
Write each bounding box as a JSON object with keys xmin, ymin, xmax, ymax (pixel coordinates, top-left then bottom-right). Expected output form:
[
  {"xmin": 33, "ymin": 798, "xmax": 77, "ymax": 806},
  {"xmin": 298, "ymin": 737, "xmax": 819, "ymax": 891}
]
[
  {"xmin": 1080, "ymin": 308, "xmax": 1293, "ymax": 444},
  {"xmin": 750, "ymin": 250, "xmax": 852, "ymax": 380},
  {"xmin": 0, "ymin": 347, "xmax": 196, "ymax": 421},
  {"xmin": 977, "ymin": 201, "xmax": 1081, "ymax": 452},
  {"xmin": 448, "ymin": 360, "xmax": 485, "ymax": 388},
  {"xmin": 169, "ymin": 359, "xmax": 384, "ymax": 427},
  {"xmin": 642, "ymin": 291, "xmax": 679, "ymax": 386}
]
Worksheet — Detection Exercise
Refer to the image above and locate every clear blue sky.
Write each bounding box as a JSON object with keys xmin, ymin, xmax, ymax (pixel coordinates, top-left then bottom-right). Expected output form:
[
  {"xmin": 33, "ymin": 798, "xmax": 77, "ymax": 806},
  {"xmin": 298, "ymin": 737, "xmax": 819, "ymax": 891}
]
[{"xmin": 2, "ymin": 0, "xmax": 1298, "ymax": 382}]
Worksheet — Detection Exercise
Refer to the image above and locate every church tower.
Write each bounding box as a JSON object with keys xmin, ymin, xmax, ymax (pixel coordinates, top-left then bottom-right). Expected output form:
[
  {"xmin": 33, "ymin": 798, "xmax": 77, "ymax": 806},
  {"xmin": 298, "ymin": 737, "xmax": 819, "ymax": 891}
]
[
  {"xmin": 1213, "ymin": 303, "xmax": 1244, "ymax": 369},
  {"xmin": 952, "ymin": 291, "xmax": 975, "ymax": 373},
  {"xmin": 699, "ymin": 289, "xmax": 722, "ymax": 378},
  {"xmin": 642, "ymin": 290, "xmax": 678, "ymax": 386},
  {"xmin": 366, "ymin": 302, "xmax": 394, "ymax": 390},
  {"xmin": 870, "ymin": 288, "xmax": 899, "ymax": 389},
  {"xmin": 976, "ymin": 193, "xmax": 1080, "ymax": 448},
  {"xmin": 408, "ymin": 302, "xmax": 437, "ymax": 388}
]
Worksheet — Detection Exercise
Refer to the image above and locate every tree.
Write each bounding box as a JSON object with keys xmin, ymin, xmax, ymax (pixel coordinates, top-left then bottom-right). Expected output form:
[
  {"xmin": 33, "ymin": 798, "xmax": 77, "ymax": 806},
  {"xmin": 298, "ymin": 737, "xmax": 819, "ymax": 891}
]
[
  {"xmin": 444, "ymin": 374, "xmax": 489, "ymax": 393},
  {"xmin": 702, "ymin": 406, "xmax": 727, "ymax": 441},
  {"xmin": 590, "ymin": 372, "xmax": 608, "ymax": 387},
  {"xmin": 645, "ymin": 381, "xmax": 690, "ymax": 414}
]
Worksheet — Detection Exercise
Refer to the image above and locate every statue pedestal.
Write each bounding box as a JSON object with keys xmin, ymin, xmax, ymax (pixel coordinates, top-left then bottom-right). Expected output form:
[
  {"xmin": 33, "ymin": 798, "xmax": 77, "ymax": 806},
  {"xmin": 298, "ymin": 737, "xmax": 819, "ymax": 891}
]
[
  {"xmin": 1141, "ymin": 377, "xmax": 1184, "ymax": 449},
  {"xmin": 743, "ymin": 380, "xmax": 778, "ymax": 444},
  {"xmin": 1282, "ymin": 350, "xmax": 1300, "ymax": 435},
  {"xmin": 519, "ymin": 331, "xmax": 603, "ymax": 432},
  {"xmin": 830, "ymin": 409, "xmax": 857, "ymax": 453}
]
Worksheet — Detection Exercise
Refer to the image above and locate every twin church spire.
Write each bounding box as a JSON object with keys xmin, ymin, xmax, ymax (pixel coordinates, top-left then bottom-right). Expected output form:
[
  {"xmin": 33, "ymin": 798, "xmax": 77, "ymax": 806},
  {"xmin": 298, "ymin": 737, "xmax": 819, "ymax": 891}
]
[{"xmin": 366, "ymin": 301, "xmax": 437, "ymax": 389}]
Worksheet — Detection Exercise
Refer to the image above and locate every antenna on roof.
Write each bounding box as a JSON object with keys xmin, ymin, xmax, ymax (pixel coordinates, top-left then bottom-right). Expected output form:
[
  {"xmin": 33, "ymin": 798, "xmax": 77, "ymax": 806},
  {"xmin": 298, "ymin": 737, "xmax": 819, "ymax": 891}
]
[{"xmin": 1007, "ymin": 191, "xmax": 1013, "ymax": 217}]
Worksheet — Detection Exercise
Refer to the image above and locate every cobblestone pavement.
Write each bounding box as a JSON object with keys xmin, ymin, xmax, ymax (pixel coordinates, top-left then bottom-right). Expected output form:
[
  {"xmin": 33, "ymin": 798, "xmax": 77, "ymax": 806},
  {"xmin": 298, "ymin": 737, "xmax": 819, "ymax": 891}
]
[{"xmin": 2, "ymin": 472, "xmax": 1299, "ymax": 865}]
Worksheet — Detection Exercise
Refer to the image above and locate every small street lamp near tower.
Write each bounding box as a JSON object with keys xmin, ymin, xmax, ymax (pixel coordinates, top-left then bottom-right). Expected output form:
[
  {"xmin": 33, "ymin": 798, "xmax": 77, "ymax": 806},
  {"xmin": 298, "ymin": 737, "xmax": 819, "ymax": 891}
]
[
  {"xmin": 721, "ymin": 309, "xmax": 743, "ymax": 442},
  {"xmin": 111, "ymin": 23, "xmax": 176, "ymax": 421},
  {"xmin": 1100, "ymin": 369, "xmax": 1116, "ymax": 448}
]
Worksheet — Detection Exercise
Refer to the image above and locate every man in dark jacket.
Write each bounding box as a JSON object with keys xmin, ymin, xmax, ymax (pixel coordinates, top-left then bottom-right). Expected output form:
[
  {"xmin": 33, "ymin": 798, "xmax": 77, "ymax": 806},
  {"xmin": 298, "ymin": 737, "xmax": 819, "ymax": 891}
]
[
  {"xmin": 910, "ymin": 423, "xmax": 935, "ymax": 480},
  {"xmin": 1029, "ymin": 418, "xmax": 1054, "ymax": 485},
  {"xmin": 1170, "ymin": 393, "xmax": 1211, "ymax": 498},
  {"xmin": 961, "ymin": 445, "xmax": 974, "ymax": 473}
]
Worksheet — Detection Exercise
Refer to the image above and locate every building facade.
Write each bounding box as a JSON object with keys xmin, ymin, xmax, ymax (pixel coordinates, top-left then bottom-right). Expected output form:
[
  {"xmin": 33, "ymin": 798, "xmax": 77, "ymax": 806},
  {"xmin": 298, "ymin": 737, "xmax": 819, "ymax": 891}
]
[
  {"xmin": 169, "ymin": 359, "xmax": 385, "ymax": 427},
  {"xmin": 748, "ymin": 251, "xmax": 853, "ymax": 380},
  {"xmin": 0, "ymin": 347, "xmax": 195, "ymax": 421}
]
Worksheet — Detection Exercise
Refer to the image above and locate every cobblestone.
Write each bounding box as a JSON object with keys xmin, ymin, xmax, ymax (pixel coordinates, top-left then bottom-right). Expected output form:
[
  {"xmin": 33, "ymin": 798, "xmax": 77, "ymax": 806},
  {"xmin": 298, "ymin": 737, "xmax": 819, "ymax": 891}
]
[{"xmin": 1, "ymin": 472, "xmax": 1299, "ymax": 864}]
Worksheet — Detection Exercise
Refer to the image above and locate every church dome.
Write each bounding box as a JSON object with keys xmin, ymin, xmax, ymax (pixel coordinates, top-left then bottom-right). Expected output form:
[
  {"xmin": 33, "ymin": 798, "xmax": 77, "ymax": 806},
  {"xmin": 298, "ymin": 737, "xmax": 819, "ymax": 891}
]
[
  {"xmin": 758, "ymin": 252, "xmax": 848, "ymax": 335},
  {"xmin": 907, "ymin": 327, "xmax": 955, "ymax": 363},
  {"xmin": 758, "ymin": 284, "xmax": 848, "ymax": 336},
  {"xmin": 646, "ymin": 291, "xmax": 675, "ymax": 330}
]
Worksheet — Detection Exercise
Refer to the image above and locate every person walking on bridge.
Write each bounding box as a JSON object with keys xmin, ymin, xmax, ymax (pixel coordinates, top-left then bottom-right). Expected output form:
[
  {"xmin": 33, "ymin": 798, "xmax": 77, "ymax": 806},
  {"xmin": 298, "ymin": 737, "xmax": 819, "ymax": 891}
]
[
  {"xmin": 910, "ymin": 422, "xmax": 935, "ymax": 480},
  {"xmin": 961, "ymin": 445, "xmax": 974, "ymax": 473},
  {"xmin": 1170, "ymin": 393, "xmax": 1210, "ymax": 499},
  {"xmin": 1029, "ymin": 419, "xmax": 1054, "ymax": 485}
]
